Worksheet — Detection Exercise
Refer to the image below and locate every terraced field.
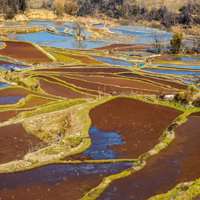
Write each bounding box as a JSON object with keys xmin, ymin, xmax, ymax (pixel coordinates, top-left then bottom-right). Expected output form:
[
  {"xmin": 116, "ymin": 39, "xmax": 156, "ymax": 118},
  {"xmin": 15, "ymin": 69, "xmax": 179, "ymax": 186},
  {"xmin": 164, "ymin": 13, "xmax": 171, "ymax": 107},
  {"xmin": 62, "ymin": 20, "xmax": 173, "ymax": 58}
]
[{"xmin": 0, "ymin": 20, "xmax": 199, "ymax": 200}]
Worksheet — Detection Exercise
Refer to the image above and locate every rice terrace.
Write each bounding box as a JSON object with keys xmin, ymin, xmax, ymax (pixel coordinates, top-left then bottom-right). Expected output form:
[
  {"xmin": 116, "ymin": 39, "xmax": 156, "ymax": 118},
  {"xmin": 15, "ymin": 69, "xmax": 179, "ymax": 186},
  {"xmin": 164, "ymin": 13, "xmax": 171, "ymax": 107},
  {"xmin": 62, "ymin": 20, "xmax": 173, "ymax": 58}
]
[{"xmin": 0, "ymin": 0, "xmax": 200, "ymax": 200}]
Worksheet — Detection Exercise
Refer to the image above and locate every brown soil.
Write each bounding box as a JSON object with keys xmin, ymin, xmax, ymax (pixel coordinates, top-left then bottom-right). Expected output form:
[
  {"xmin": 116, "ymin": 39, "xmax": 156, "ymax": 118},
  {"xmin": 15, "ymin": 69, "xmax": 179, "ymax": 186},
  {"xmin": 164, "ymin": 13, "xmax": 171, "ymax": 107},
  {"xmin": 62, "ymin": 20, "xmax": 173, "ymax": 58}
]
[
  {"xmin": 68, "ymin": 54, "xmax": 102, "ymax": 65},
  {"xmin": 96, "ymin": 44, "xmax": 153, "ymax": 51},
  {"xmin": 89, "ymin": 98, "xmax": 181, "ymax": 159},
  {"xmin": 0, "ymin": 87, "xmax": 30, "ymax": 97},
  {"xmin": 0, "ymin": 41, "xmax": 51, "ymax": 63},
  {"xmin": 35, "ymin": 67, "xmax": 131, "ymax": 74},
  {"xmin": 22, "ymin": 96, "xmax": 52, "ymax": 108},
  {"xmin": 0, "ymin": 161, "xmax": 131, "ymax": 200},
  {"xmin": 0, "ymin": 61, "xmax": 12, "ymax": 65},
  {"xmin": 41, "ymin": 76, "xmax": 100, "ymax": 96},
  {"xmin": 67, "ymin": 75, "xmax": 174, "ymax": 92},
  {"xmin": 59, "ymin": 76, "xmax": 164, "ymax": 95},
  {"xmin": 0, "ymin": 175, "xmax": 102, "ymax": 200},
  {"xmin": 0, "ymin": 110, "xmax": 19, "ymax": 123},
  {"xmin": 39, "ymin": 79, "xmax": 91, "ymax": 98},
  {"xmin": 120, "ymin": 72, "xmax": 187, "ymax": 90},
  {"xmin": 99, "ymin": 115, "xmax": 200, "ymax": 200},
  {"xmin": 0, "ymin": 123, "xmax": 44, "ymax": 164}
]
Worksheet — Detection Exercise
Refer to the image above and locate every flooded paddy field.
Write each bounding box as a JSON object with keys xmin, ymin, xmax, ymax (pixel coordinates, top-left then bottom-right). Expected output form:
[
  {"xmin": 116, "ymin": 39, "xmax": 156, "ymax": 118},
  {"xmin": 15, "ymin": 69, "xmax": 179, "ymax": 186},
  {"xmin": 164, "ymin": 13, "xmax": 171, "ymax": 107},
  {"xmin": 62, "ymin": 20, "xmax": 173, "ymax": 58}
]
[
  {"xmin": 0, "ymin": 19, "xmax": 199, "ymax": 200},
  {"xmin": 0, "ymin": 123, "xmax": 44, "ymax": 164},
  {"xmin": 0, "ymin": 41, "xmax": 52, "ymax": 63},
  {"xmin": 99, "ymin": 113, "xmax": 200, "ymax": 200},
  {"xmin": 89, "ymin": 98, "xmax": 181, "ymax": 159},
  {"xmin": 39, "ymin": 78, "xmax": 93, "ymax": 98},
  {"xmin": 0, "ymin": 162, "xmax": 132, "ymax": 200}
]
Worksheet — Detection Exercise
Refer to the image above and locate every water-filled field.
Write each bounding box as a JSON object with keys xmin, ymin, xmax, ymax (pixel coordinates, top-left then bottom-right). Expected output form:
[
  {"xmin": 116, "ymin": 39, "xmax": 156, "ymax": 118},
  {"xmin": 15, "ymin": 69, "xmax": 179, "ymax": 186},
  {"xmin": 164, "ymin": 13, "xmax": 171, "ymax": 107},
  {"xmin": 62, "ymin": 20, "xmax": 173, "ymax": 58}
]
[{"xmin": 0, "ymin": 19, "xmax": 199, "ymax": 200}]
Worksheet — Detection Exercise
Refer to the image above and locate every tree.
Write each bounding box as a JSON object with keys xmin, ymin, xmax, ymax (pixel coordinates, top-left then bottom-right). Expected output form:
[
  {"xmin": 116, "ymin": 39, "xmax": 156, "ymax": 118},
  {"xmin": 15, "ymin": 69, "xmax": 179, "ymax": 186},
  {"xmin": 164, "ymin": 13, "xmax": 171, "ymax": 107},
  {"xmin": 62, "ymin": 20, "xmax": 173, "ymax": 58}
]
[
  {"xmin": 54, "ymin": 2, "xmax": 64, "ymax": 17},
  {"xmin": 170, "ymin": 33, "xmax": 183, "ymax": 54}
]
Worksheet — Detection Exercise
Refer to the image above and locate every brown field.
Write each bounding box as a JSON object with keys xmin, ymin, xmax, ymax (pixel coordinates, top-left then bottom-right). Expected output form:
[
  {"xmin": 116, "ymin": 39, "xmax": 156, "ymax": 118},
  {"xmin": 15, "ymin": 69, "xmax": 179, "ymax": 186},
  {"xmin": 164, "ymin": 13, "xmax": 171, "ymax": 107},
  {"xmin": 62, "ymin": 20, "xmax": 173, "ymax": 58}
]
[
  {"xmin": 96, "ymin": 44, "xmax": 153, "ymax": 51},
  {"xmin": 0, "ymin": 41, "xmax": 51, "ymax": 63},
  {"xmin": 88, "ymin": 98, "xmax": 181, "ymax": 158},
  {"xmin": 66, "ymin": 74, "xmax": 175, "ymax": 92},
  {"xmin": 0, "ymin": 110, "xmax": 19, "ymax": 123},
  {"xmin": 0, "ymin": 163, "xmax": 131, "ymax": 200},
  {"xmin": 21, "ymin": 96, "xmax": 53, "ymax": 108},
  {"xmin": 0, "ymin": 174, "xmax": 102, "ymax": 200},
  {"xmin": 99, "ymin": 114, "xmax": 200, "ymax": 200},
  {"xmin": 39, "ymin": 78, "xmax": 92, "ymax": 98},
  {"xmin": 120, "ymin": 72, "xmax": 187, "ymax": 90},
  {"xmin": 35, "ymin": 67, "xmax": 131, "ymax": 74},
  {"xmin": 0, "ymin": 87, "xmax": 30, "ymax": 97},
  {"xmin": 0, "ymin": 123, "xmax": 44, "ymax": 164},
  {"xmin": 59, "ymin": 75, "xmax": 162, "ymax": 95},
  {"xmin": 66, "ymin": 54, "xmax": 102, "ymax": 65}
]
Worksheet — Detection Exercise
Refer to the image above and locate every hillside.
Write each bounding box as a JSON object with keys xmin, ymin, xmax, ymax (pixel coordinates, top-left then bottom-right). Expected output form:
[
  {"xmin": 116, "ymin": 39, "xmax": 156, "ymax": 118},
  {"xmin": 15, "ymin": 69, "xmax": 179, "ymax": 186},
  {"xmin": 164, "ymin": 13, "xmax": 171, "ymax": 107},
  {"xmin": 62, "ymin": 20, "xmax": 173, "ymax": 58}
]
[
  {"xmin": 130, "ymin": 0, "xmax": 199, "ymax": 12},
  {"xmin": 26, "ymin": 0, "xmax": 200, "ymax": 11}
]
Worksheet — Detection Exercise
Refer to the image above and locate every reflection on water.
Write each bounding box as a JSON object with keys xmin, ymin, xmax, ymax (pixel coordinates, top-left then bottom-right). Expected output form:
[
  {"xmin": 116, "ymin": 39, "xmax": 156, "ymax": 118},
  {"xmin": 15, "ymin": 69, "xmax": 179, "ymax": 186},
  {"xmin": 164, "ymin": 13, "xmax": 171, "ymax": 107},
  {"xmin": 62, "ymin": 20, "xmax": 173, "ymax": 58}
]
[
  {"xmin": 177, "ymin": 56, "xmax": 200, "ymax": 62},
  {"xmin": 153, "ymin": 63, "xmax": 200, "ymax": 70},
  {"xmin": 144, "ymin": 68, "xmax": 200, "ymax": 76},
  {"xmin": 0, "ymin": 96, "xmax": 23, "ymax": 105},
  {"xmin": 13, "ymin": 20, "xmax": 173, "ymax": 49},
  {"xmin": 84, "ymin": 127, "xmax": 124, "ymax": 159},
  {"xmin": 0, "ymin": 162, "xmax": 133, "ymax": 188},
  {"xmin": 0, "ymin": 63, "xmax": 28, "ymax": 71},
  {"xmin": 16, "ymin": 31, "xmax": 109, "ymax": 49},
  {"xmin": 94, "ymin": 56, "xmax": 134, "ymax": 67},
  {"xmin": 110, "ymin": 26, "xmax": 172, "ymax": 44},
  {"xmin": 0, "ymin": 82, "xmax": 9, "ymax": 88}
]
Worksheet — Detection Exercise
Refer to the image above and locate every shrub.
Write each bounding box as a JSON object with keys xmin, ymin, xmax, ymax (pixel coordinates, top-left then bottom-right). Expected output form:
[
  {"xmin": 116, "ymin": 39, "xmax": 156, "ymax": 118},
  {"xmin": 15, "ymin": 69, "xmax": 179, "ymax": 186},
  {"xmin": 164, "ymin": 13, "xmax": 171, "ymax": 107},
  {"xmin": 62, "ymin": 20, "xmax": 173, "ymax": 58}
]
[
  {"xmin": 54, "ymin": 2, "xmax": 65, "ymax": 16},
  {"xmin": 5, "ymin": 6, "xmax": 16, "ymax": 19},
  {"xmin": 175, "ymin": 85, "xmax": 200, "ymax": 105},
  {"xmin": 64, "ymin": 0, "xmax": 79, "ymax": 15},
  {"xmin": 170, "ymin": 33, "xmax": 183, "ymax": 54}
]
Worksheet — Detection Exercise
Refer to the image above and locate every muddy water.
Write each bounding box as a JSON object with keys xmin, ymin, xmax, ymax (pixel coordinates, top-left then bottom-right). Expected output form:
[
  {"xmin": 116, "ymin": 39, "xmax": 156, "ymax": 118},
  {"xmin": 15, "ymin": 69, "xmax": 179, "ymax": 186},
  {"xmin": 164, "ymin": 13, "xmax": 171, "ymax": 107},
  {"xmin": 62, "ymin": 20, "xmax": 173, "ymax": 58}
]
[
  {"xmin": 0, "ymin": 162, "xmax": 132, "ymax": 200},
  {"xmin": 99, "ymin": 114, "xmax": 200, "ymax": 200}
]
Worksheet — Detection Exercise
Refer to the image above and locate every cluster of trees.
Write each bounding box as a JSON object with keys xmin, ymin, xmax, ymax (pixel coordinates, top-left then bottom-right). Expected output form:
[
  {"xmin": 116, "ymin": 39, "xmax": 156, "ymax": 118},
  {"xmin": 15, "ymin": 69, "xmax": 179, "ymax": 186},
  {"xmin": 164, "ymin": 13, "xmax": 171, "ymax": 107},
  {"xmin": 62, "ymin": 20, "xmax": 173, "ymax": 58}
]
[
  {"xmin": 0, "ymin": 0, "xmax": 27, "ymax": 19},
  {"xmin": 73, "ymin": 0, "xmax": 200, "ymax": 28},
  {"xmin": 1, "ymin": 0, "xmax": 200, "ymax": 28},
  {"xmin": 175, "ymin": 85, "xmax": 200, "ymax": 106}
]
